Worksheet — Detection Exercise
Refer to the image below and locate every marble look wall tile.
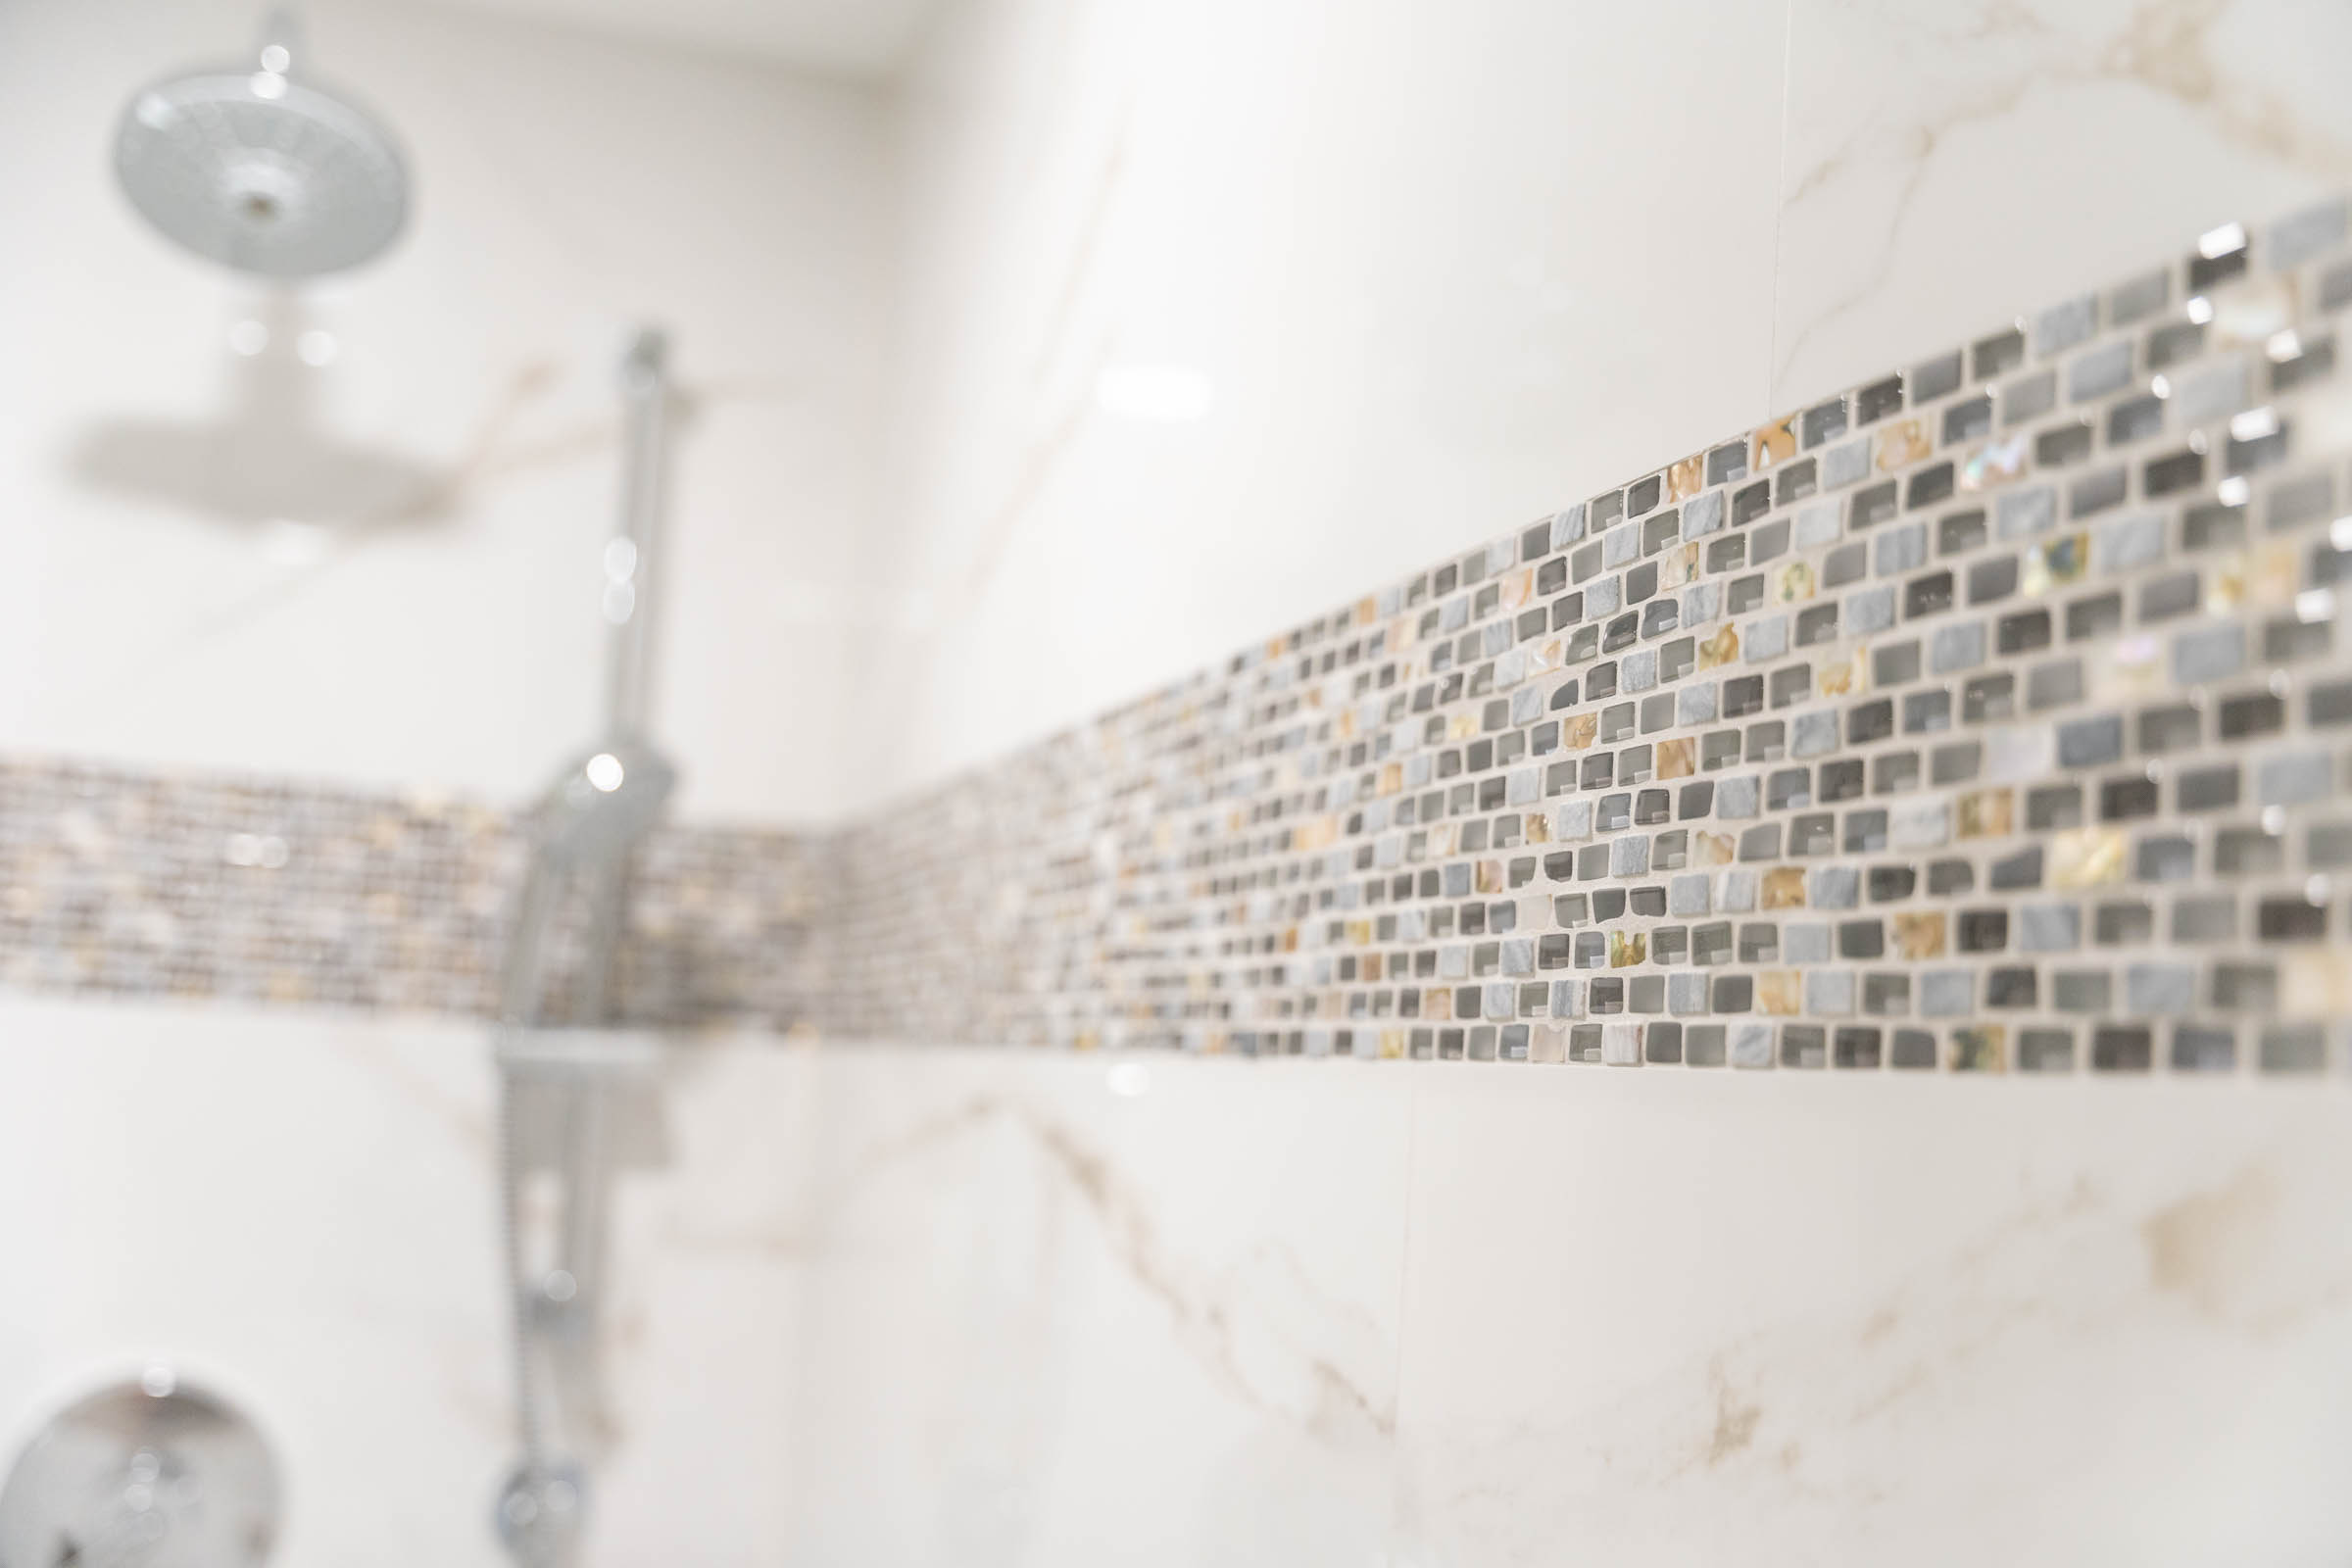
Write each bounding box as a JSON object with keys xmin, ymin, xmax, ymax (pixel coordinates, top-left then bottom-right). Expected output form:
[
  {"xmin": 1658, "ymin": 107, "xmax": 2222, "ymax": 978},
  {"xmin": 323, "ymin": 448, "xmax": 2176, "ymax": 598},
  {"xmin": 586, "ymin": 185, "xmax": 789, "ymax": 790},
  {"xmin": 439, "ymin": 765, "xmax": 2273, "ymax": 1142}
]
[
  {"xmin": 1389, "ymin": 1068, "xmax": 2352, "ymax": 1565},
  {"xmin": 1771, "ymin": 0, "xmax": 2352, "ymax": 412},
  {"xmin": 868, "ymin": 0, "xmax": 1788, "ymax": 801},
  {"xmin": 0, "ymin": 1001, "xmax": 872, "ymax": 1564},
  {"xmin": 11, "ymin": 1004, "xmax": 2350, "ymax": 1563},
  {"xmin": 0, "ymin": 1001, "xmax": 1419, "ymax": 1565},
  {"xmin": 757, "ymin": 1048, "xmax": 1415, "ymax": 1564},
  {"xmin": 0, "ymin": 999, "xmax": 511, "ymax": 1565}
]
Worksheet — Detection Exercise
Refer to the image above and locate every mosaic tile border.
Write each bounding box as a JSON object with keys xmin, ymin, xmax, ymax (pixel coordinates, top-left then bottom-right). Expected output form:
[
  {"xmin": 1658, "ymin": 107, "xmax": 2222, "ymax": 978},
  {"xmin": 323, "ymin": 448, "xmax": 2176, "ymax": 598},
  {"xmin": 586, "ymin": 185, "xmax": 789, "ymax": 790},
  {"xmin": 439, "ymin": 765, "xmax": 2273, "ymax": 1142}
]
[
  {"xmin": 825, "ymin": 194, "xmax": 2352, "ymax": 1075},
  {"xmin": 11, "ymin": 198, "xmax": 2352, "ymax": 1078},
  {"xmin": 0, "ymin": 757, "xmax": 821, "ymax": 1028}
]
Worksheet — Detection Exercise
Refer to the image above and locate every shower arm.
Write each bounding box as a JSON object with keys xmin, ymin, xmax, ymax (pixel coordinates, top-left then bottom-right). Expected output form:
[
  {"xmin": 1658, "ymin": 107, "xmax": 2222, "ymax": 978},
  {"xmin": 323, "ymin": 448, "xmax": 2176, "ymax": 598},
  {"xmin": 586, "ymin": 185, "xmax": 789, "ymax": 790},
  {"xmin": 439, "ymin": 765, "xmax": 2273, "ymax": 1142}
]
[{"xmin": 604, "ymin": 328, "xmax": 668, "ymax": 741}]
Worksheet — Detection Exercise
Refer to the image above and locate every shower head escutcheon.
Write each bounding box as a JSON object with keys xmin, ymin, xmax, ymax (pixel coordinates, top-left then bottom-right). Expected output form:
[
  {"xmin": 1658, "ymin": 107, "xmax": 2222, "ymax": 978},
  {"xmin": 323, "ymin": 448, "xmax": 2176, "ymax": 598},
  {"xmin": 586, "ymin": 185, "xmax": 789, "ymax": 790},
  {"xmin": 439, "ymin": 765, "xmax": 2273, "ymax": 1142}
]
[{"xmin": 113, "ymin": 6, "xmax": 410, "ymax": 278}]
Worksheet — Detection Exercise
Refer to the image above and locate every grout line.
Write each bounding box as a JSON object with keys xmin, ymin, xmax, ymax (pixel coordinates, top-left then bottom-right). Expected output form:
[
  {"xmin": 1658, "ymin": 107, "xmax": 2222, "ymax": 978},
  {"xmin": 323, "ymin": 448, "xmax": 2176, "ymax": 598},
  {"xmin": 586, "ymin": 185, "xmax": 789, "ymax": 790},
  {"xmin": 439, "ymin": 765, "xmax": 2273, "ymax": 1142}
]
[{"xmin": 1765, "ymin": 0, "xmax": 1797, "ymax": 424}]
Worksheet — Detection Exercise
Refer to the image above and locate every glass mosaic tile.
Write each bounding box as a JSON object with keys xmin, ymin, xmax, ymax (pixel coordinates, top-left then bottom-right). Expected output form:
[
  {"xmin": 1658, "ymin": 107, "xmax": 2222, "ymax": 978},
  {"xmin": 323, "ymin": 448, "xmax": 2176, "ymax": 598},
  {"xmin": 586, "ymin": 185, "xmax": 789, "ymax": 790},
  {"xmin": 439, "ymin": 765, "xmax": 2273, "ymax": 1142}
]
[
  {"xmin": 0, "ymin": 758, "xmax": 818, "ymax": 1026},
  {"xmin": 820, "ymin": 193, "xmax": 2352, "ymax": 1076},
  {"xmin": 12, "ymin": 197, "xmax": 2352, "ymax": 1082}
]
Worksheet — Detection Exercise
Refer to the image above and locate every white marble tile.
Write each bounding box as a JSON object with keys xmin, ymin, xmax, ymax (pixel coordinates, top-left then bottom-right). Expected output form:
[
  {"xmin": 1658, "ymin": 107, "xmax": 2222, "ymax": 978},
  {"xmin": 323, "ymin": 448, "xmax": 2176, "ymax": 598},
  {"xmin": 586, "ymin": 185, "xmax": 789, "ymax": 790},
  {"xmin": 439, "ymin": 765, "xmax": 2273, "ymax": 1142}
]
[
  {"xmin": 1390, "ymin": 1067, "xmax": 2352, "ymax": 1566},
  {"xmin": 755, "ymin": 1048, "xmax": 1415, "ymax": 1565},
  {"xmin": 0, "ymin": 1005, "xmax": 829, "ymax": 1563},
  {"xmin": 0, "ymin": 998, "xmax": 510, "ymax": 1565},
  {"xmin": 14, "ymin": 998, "xmax": 2352, "ymax": 1564},
  {"xmin": 863, "ymin": 0, "xmax": 1789, "ymax": 802},
  {"xmin": 0, "ymin": 1004, "xmax": 1422, "ymax": 1564},
  {"xmin": 1772, "ymin": 0, "xmax": 2352, "ymax": 412}
]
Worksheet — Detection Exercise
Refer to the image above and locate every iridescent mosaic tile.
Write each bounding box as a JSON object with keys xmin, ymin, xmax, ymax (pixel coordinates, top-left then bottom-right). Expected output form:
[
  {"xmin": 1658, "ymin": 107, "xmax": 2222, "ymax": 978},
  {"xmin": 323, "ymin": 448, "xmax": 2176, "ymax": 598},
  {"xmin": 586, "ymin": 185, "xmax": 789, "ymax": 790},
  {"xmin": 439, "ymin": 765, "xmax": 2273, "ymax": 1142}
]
[
  {"xmin": 824, "ymin": 195, "xmax": 2352, "ymax": 1076},
  {"xmin": 0, "ymin": 758, "xmax": 819, "ymax": 1027},
  {"xmin": 12, "ymin": 201, "xmax": 2352, "ymax": 1076}
]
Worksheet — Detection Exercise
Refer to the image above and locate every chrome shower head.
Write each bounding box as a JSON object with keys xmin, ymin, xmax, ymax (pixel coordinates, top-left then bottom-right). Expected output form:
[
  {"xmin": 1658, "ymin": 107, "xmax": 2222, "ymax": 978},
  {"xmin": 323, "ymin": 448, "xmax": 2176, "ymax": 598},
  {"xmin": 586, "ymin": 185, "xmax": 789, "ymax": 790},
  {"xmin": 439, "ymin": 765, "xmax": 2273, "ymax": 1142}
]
[{"xmin": 113, "ymin": 8, "xmax": 408, "ymax": 279}]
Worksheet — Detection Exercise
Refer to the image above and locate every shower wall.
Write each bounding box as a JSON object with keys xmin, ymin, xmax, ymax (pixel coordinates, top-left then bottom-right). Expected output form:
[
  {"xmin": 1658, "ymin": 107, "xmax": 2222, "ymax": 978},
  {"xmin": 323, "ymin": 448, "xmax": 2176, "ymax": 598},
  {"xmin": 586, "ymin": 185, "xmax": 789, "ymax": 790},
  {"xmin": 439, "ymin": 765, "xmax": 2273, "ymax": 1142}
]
[
  {"xmin": 858, "ymin": 0, "xmax": 2352, "ymax": 807},
  {"xmin": 0, "ymin": 0, "xmax": 891, "ymax": 824},
  {"xmin": 0, "ymin": 997, "xmax": 844, "ymax": 1565},
  {"xmin": 813, "ymin": 11, "xmax": 2352, "ymax": 1554},
  {"xmin": 6, "ymin": 1, "xmax": 2352, "ymax": 1563},
  {"xmin": 0, "ymin": 4, "xmax": 879, "ymax": 1554},
  {"xmin": 16, "ymin": 994, "xmax": 2348, "ymax": 1566}
]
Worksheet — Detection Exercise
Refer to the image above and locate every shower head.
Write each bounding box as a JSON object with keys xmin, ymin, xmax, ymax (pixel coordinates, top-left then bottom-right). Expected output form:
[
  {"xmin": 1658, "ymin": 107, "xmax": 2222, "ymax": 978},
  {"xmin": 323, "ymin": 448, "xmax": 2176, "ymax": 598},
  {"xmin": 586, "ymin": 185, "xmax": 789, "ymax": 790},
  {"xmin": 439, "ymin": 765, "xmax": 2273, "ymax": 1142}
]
[{"xmin": 113, "ymin": 8, "xmax": 408, "ymax": 279}]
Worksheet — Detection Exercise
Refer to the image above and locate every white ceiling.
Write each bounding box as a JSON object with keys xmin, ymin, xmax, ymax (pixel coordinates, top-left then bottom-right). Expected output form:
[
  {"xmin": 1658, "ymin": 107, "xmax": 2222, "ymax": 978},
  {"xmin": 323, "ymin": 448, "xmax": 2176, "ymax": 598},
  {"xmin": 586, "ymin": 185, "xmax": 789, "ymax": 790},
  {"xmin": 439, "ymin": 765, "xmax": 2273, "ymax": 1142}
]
[{"xmin": 417, "ymin": 0, "xmax": 946, "ymax": 80}]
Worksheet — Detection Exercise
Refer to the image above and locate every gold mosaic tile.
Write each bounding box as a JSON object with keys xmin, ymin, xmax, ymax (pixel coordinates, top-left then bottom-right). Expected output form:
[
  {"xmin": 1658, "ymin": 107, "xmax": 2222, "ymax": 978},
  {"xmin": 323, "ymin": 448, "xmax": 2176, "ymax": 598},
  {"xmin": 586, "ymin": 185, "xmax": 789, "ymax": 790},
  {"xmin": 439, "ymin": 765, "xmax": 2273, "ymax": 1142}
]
[
  {"xmin": 1892, "ymin": 911, "xmax": 1947, "ymax": 959},
  {"xmin": 2050, "ymin": 826, "xmax": 2126, "ymax": 888},
  {"xmin": 2022, "ymin": 532, "xmax": 2089, "ymax": 596},
  {"xmin": 1818, "ymin": 647, "xmax": 1867, "ymax": 697},
  {"xmin": 1873, "ymin": 418, "xmax": 1933, "ymax": 471},
  {"xmin": 1950, "ymin": 1026, "xmax": 2007, "ymax": 1073},
  {"xmin": 1667, "ymin": 454, "xmax": 1704, "ymax": 502},
  {"xmin": 1956, "ymin": 789, "xmax": 2014, "ymax": 839}
]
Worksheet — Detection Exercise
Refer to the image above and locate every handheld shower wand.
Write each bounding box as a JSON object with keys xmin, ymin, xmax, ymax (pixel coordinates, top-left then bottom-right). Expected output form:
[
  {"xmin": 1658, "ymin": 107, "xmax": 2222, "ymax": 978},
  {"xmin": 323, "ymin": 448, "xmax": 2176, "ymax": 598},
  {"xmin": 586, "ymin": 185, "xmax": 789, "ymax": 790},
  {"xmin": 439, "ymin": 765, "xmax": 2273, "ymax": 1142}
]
[{"xmin": 492, "ymin": 328, "xmax": 681, "ymax": 1567}]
